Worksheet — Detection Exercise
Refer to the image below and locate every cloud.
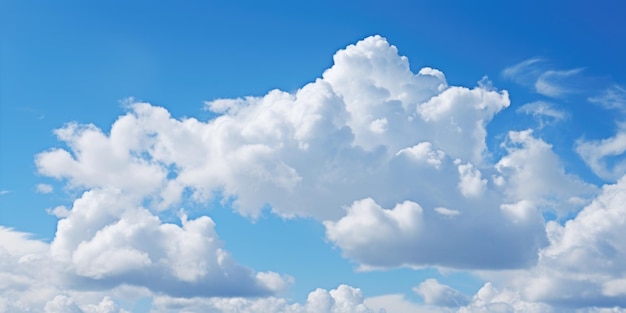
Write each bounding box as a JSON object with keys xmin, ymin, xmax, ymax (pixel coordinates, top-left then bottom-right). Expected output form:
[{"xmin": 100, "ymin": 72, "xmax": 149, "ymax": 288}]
[
  {"xmin": 36, "ymin": 183, "xmax": 54, "ymax": 194},
  {"xmin": 588, "ymin": 85, "xmax": 626, "ymax": 111},
  {"xmin": 0, "ymin": 190, "xmax": 11, "ymax": 195},
  {"xmin": 503, "ymin": 58, "xmax": 585, "ymax": 98},
  {"xmin": 151, "ymin": 284, "xmax": 376, "ymax": 313},
  {"xmin": 413, "ymin": 279, "xmax": 470, "ymax": 307},
  {"xmin": 51, "ymin": 188, "xmax": 287, "ymax": 298},
  {"xmin": 516, "ymin": 101, "xmax": 567, "ymax": 128},
  {"xmin": 324, "ymin": 196, "xmax": 546, "ymax": 270},
  {"xmin": 0, "ymin": 192, "xmax": 289, "ymax": 311},
  {"xmin": 495, "ymin": 129, "xmax": 597, "ymax": 215},
  {"xmin": 576, "ymin": 123, "xmax": 626, "ymax": 181},
  {"xmin": 20, "ymin": 34, "xmax": 623, "ymax": 311},
  {"xmin": 32, "ymin": 36, "xmax": 596, "ymax": 276},
  {"xmin": 535, "ymin": 68, "xmax": 584, "ymax": 97},
  {"xmin": 36, "ymin": 35, "xmax": 510, "ymax": 223},
  {"xmin": 520, "ymin": 176, "xmax": 626, "ymax": 307}
]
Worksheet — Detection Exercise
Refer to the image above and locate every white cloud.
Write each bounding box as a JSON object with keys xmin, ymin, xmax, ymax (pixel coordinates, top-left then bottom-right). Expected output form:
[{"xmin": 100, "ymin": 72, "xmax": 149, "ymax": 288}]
[
  {"xmin": 496, "ymin": 129, "xmax": 597, "ymax": 215},
  {"xmin": 516, "ymin": 101, "xmax": 567, "ymax": 128},
  {"xmin": 535, "ymin": 68, "xmax": 584, "ymax": 97},
  {"xmin": 51, "ymin": 188, "xmax": 287, "ymax": 298},
  {"xmin": 503, "ymin": 58, "xmax": 586, "ymax": 98},
  {"xmin": 519, "ymin": 176, "xmax": 626, "ymax": 307},
  {"xmin": 36, "ymin": 35, "xmax": 509, "ymax": 224},
  {"xmin": 414, "ymin": 279, "xmax": 469, "ymax": 307},
  {"xmin": 456, "ymin": 161, "xmax": 487, "ymax": 198},
  {"xmin": 589, "ymin": 85, "xmax": 626, "ymax": 111},
  {"xmin": 21, "ymin": 35, "xmax": 622, "ymax": 312},
  {"xmin": 458, "ymin": 282, "xmax": 553, "ymax": 313},
  {"xmin": 576, "ymin": 123, "xmax": 626, "ymax": 181},
  {"xmin": 151, "ymin": 284, "xmax": 376, "ymax": 313},
  {"xmin": 502, "ymin": 58, "xmax": 545, "ymax": 86},
  {"xmin": 0, "ymin": 189, "xmax": 11, "ymax": 195},
  {"xmin": 36, "ymin": 183, "xmax": 54, "ymax": 194},
  {"xmin": 365, "ymin": 294, "xmax": 448, "ymax": 313},
  {"xmin": 324, "ymin": 196, "xmax": 546, "ymax": 270}
]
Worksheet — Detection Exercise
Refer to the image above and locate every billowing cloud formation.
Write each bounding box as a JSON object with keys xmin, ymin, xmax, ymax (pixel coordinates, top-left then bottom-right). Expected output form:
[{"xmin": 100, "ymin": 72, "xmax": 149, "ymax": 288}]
[
  {"xmin": 520, "ymin": 177, "xmax": 626, "ymax": 307},
  {"xmin": 34, "ymin": 36, "xmax": 596, "ymax": 274}
]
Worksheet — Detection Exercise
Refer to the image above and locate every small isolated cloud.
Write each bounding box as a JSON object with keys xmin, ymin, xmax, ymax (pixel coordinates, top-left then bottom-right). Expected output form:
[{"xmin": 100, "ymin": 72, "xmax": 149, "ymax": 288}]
[
  {"xmin": 516, "ymin": 101, "xmax": 567, "ymax": 128},
  {"xmin": 414, "ymin": 279, "xmax": 469, "ymax": 307},
  {"xmin": 576, "ymin": 122, "xmax": 626, "ymax": 181},
  {"xmin": 36, "ymin": 183, "xmax": 53, "ymax": 194},
  {"xmin": 0, "ymin": 189, "xmax": 11, "ymax": 195}
]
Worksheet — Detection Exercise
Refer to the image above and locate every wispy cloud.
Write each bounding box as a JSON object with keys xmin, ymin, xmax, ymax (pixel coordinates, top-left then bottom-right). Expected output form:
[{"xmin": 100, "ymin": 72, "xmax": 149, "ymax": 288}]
[
  {"xmin": 503, "ymin": 58, "xmax": 586, "ymax": 98},
  {"xmin": 35, "ymin": 183, "xmax": 53, "ymax": 194},
  {"xmin": 516, "ymin": 101, "xmax": 568, "ymax": 128},
  {"xmin": 589, "ymin": 85, "xmax": 626, "ymax": 111},
  {"xmin": 535, "ymin": 68, "xmax": 585, "ymax": 97}
]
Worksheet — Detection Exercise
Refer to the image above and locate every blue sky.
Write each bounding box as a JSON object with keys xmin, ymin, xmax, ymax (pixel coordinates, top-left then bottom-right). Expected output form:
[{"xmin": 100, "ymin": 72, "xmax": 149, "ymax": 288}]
[{"xmin": 2, "ymin": 1, "xmax": 626, "ymax": 312}]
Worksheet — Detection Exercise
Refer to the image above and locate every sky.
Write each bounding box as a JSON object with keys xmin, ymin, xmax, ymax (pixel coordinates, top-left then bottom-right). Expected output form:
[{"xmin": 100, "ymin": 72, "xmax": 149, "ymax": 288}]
[{"xmin": 1, "ymin": 1, "xmax": 626, "ymax": 312}]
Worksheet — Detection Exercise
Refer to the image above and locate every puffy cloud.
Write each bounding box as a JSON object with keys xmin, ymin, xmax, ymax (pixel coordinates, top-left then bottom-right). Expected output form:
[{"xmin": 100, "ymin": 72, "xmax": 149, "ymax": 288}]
[
  {"xmin": 37, "ymin": 35, "xmax": 510, "ymax": 221},
  {"xmin": 23, "ymin": 35, "xmax": 616, "ymax": 311},
  {"xmin": 33, "ymin": 35, "xmax": 597, "ymax": 272},
  {"xmin": 324, "ymin": 196, "xmax": 546, "ymax": 270},
  {"xmin": 457, "ymin": 282, "xmax": 553, "ymax": 313},
  {"xmin": 496, "ymin": 129, "xmax": 597, "ymax": 215},
  {"xmin": 414, "ymin": 279, "xmax": 469, "ymax": 307},
  {"xmin": 51, "ymin": 188, "xmax": 287, "ymax": 298},
  {"xmin": 576, "ymin": 123, "xmax": 626, "ymax": 181},
  {"xmin": 520, "ymin": 176, "xmax": 626, "ymax": 307}
]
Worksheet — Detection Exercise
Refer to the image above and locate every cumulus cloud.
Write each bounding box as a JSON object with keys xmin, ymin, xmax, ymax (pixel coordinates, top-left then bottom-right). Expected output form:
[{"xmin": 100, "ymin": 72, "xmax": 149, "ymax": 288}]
[
  {"xmin": 32, "ymin": 36, "xmax": 596, "ymax": 275},
  {"xmin": 324, "ymin": 196, "xmax": 546, "ymax": 270},
  {"xmin": 520, "ymin": 176, "xmax": 626, "ymax": 307},
  {"xmin": 495, "ymin": 129, "xmax": 597, "ymax": 215}
]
